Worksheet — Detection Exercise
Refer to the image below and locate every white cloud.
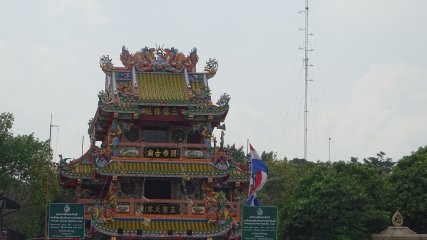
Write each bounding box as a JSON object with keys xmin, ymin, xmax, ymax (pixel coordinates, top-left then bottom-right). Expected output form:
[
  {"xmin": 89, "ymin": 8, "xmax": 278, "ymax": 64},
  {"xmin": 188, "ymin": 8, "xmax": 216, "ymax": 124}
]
[{"xmin": 331, "ymin": 63, "xmax": 427, "ymax": 160}]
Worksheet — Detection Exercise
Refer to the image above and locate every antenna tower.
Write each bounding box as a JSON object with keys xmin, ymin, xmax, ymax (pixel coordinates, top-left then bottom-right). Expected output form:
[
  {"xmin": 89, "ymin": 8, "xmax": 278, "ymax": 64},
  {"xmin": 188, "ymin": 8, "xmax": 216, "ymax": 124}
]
[
  {"xmin": 303, "ymin": 0, "xmax": 312, "ymax": 160},
  {"xmin": 48, "ymin": 113, "xmax": 59, "ymax": 160}
]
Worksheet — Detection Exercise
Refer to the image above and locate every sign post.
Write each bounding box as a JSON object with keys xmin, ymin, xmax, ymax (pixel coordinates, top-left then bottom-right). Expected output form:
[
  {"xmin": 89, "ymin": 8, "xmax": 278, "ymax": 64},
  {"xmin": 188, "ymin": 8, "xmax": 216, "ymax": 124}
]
[
  {"xmin": 242, "ymin": 206, "xmax": 278, "ymax": 240},
  {"xmin": 48, "ymin": 203, "xmax": 85, "ymax": 239}
]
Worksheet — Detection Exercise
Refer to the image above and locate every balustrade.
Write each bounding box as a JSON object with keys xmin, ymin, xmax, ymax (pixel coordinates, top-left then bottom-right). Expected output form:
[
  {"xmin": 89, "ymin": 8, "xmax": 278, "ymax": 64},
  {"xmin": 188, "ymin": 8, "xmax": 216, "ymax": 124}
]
[
  {"xmin": 113, "ymin": 142, "xmax": 208, "ymax": 159},
  {"xmin": 77, "ymin": 198, "xmax": 240, "ymax": 217}
]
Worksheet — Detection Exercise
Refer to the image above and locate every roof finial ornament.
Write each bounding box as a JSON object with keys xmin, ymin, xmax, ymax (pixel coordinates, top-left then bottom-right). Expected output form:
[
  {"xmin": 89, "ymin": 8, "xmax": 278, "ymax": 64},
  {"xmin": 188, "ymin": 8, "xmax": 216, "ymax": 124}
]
[
  {"xmin": 155, "ymin": 45, "xmax": 166, "ymax": 62},
  {"xmin": 100, "ymin": 55, "xmax": 113, "ymax": 72},
  {"xmin": 216, "ymin": 93, "xmax": 230, "ymax": 107},
  {"xmin": 392, "ymin": 210, "xmax": 404, "ymax": 227},
  {"xmin": 183, "ymin": 47, "xmax": 198, "ymax": 72},
  {"xmin": 204, "ymin": 58, "xmax": 218, "ymax": 79},
  {"xmin": 120, "ymin": 45, "xmax": 135, "ymax": 68},
  {"xmin": 114, "ymin": 46, "xmax": 201, "ymax": 73}
]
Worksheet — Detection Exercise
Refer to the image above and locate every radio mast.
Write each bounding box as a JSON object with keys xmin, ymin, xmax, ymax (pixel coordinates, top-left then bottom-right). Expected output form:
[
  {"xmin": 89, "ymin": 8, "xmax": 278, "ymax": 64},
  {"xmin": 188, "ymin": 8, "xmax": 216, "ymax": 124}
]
[{"xmin": 303, "ymin": 0, "xmax": 312, "ymax": 160}]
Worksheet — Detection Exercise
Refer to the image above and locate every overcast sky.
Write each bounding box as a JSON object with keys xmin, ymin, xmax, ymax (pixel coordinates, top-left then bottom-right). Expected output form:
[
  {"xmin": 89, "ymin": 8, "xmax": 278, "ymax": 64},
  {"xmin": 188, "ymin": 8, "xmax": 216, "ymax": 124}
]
[{"xmin": 1, "ymin": 0, "xmax": 427, "ymax": 162}]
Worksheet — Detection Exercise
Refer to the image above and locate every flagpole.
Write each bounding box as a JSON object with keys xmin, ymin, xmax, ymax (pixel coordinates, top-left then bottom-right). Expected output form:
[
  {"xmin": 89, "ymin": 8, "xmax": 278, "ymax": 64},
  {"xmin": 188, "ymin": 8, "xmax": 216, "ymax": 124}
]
[{"xmin": 247, "ymin": 141, "xmax": 253, "ymax": 198}]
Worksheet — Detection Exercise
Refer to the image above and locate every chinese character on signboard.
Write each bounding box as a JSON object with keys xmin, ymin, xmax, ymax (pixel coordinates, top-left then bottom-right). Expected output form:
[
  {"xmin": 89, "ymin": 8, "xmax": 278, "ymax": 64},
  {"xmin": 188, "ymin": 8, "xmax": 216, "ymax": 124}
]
[
  {"xmin": 144, "ymin": 147, "xmax": 180, "ymax": 158},
  {"xmin": 143, "ymin": 107, "xmax": 180, "ymax": 117},
  {"xmin": 143, "ymin": 204, "xmax": 180, "ymax": 214}
]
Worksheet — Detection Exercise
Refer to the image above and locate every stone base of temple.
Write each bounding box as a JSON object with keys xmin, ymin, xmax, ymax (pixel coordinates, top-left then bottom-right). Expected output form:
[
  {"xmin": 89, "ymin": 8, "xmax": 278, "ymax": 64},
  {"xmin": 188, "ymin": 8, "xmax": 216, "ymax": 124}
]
[{"xmin": 372, "ymin": 226, "xmax": 427, "ymax": 240}]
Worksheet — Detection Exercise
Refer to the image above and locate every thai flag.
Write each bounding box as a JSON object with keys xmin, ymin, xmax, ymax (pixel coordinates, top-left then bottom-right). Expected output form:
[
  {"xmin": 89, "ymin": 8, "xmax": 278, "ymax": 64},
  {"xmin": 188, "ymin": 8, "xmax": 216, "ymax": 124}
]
[
  {"xmin": 246, "ymin": 144, "xmax": 268, "ymax": 206},
  {"xmin": 246, "ymin": 192, "xmax": 261, "ymax": 206}
]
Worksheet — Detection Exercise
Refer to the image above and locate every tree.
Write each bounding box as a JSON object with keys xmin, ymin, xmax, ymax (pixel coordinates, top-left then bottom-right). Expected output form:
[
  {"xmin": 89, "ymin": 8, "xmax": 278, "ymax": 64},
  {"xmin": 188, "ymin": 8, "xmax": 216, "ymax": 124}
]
[
  {"xmin": 390, "ymin": 146, "xmax": 427, "ymax": 233},
  {"xmin": 261, "ymin": 151, "xmax": 278, "ymax": 162},
  {"xmin": 257, "ymin": 156, "xmax": 316, "ymax": 209},
  {"xmin": 280, "ymin": 161, "xmax": 389, "ymax": 239},
  {"xmin": 224, "ymin": 144, "xmax": 247, "ymax": 162},
  {"xmin": 0, "ymin": 112, "xmax": 59, "ymax": 237},
  {"xmin": 363, "ymin": 151, "xmax": 395, "ymax": 174}
]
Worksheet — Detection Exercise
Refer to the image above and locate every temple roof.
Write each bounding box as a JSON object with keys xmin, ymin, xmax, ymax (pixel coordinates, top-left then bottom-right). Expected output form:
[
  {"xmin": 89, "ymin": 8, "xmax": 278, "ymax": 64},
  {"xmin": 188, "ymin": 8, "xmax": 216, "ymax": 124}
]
[
  {"xmin": 97, "ymin": 71, "xmax": 229, "ymax": 111},
  {"xmin": 96, "ymin": 160, "xmax": 230, "ymax": 177},
  {"xmin": 96, "ymin": 46, "xmax": 226, "ymax": 111},
  {"xmin": 59, "ymin": 148, "xmax": 95, "ymax": 179},
  {"xmin": 138, "ymin": 73, "xmax": 188, "ymax": 103},
  {"xmin": 61, "ymin": 164, "xmax": 94, "ymax": 179},
  {"xmin": 89, "ymin": 46, "xmax": 230, "ymax": 142},
  {"xmin": 91, "ymin": 216, "xmax": 232, "ymax": 238}
]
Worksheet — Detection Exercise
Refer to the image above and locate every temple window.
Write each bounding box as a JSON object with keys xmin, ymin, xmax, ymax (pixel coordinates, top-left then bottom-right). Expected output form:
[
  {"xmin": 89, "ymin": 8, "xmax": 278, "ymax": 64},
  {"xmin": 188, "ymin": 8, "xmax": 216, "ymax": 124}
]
[
  {"xmin": 143, "ymin": 126, "xmax": 168, "ymax": 143},
  {"xmin": 187, "ymin": 130, "xmax": 201, "ymax": 144},
  {"xmin": 124, "ymin": 126, "xmax": 140, "ymax": 142},
  {"xmin": 144, "ymin": 180, "xmax": 171, "ymax": 199}
]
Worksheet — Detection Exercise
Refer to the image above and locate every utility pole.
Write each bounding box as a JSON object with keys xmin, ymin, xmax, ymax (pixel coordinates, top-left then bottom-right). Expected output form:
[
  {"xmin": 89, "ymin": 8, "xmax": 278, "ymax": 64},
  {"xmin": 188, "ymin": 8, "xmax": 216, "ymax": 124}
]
[
  {"xmin": 44, "ymin": 183, "xmax": 49, "ymax": 240},
  {"xmin": 0, "ymin": 191, "xmax": 3, "ymax": 237},
  {"xmin": 48, "ymin": 113, "xmax": 59, "ymax": 149},
  {"xmin": 46, "ymin": 114, "xmax": 59, "ymax": 240}
]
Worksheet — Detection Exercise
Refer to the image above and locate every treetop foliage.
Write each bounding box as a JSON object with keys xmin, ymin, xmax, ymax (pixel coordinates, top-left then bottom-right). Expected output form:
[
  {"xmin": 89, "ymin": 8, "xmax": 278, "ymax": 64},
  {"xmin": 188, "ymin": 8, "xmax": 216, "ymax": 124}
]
[
  {"xmin": 0, "ymin": 112, "xmax": 59, "ymax": 238},
  {"xmin": 244, "ymin": 147, "xmax": 427, "ymax": 239}
]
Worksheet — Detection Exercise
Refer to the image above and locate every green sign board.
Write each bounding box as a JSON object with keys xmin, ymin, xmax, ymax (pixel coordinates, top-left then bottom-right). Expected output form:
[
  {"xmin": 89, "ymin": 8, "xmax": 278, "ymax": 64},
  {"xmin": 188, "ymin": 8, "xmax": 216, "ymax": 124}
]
[
  {"xmin": 242, "ymin": 206, "xmax": 278, "ymax": 240},
  {"xmin": 48, "ymin": 203, "xmax": 85, "ymax": 239}
]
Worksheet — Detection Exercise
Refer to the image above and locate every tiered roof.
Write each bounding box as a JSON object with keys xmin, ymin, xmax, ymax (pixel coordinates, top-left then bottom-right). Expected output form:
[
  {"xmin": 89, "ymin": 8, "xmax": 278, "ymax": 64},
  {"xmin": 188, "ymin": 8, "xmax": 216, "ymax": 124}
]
[
  {"xmin": 59, "ymin": 46, "xmax": 248, "ymax": 239},
  {"xmin": 59, "ymin": 147, "xmax": 248, "ymax": 181},
  {"xmin": 90, "ymin": 46, "xmax": 229, "ymax": 143},
  {"xmin": 92, "ymin": 216, "xmax": 233, "ymax": 238}
]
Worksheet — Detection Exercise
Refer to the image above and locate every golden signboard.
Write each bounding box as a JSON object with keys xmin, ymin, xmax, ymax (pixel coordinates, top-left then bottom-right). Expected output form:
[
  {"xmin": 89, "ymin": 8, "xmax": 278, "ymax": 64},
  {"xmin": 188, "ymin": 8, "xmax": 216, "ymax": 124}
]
[{"xmin": 144, "ymin": 147, "xmax": 180, "ymax": 158}]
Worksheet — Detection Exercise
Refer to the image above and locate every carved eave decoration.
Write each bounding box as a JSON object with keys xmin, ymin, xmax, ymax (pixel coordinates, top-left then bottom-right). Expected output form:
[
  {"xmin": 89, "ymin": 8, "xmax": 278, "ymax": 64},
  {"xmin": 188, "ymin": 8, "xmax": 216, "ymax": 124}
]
[
  {"xmin": 95, "ymin": 90, "xmax": 230, "ymax": 116},
  {"xmin": 114, "ymin": 45, "xmax": 200, "ymax": 73},
  {"xmin": 91, "ymin": 218, "xmax": 233, "ymax": 239},
  {"xmin": 204, "ymin": 58, "xmax": 219, "ymax": 79},
  {"xmin": 100, "ymin": 55, "xmax": 114, "ymax": 74},
  {"xmin": 59, "ymin": 147, "xmax": 97, "ymax": 179}
]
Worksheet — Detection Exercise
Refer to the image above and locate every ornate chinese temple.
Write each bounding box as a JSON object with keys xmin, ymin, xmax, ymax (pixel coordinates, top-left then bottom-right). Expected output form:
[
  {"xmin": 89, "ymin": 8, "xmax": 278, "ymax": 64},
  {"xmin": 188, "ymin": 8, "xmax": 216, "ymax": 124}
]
[{"xmin": 59, "ymin": 46, "xmax": 249, "ymax": 239}]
